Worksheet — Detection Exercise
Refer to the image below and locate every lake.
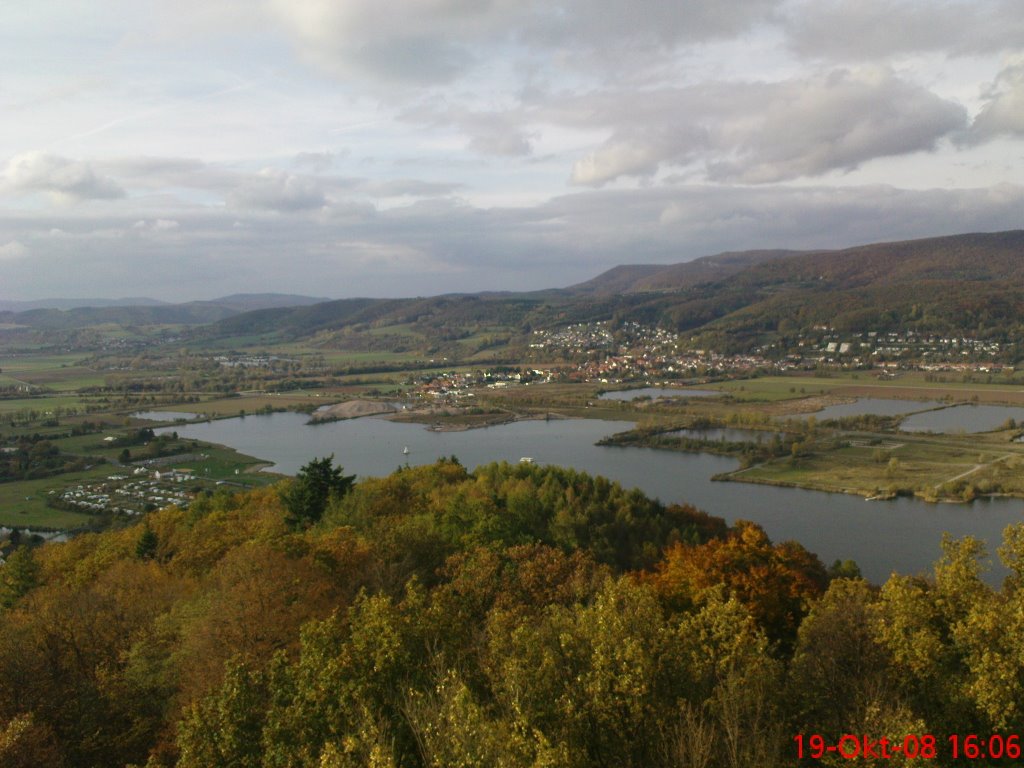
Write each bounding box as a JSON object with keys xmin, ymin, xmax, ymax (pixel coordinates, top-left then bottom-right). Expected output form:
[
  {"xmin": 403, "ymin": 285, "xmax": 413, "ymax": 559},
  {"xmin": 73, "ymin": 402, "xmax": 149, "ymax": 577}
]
[
  {"xmin": 160, "ymin": 412, "xmax": 1024, "ymax": 584},
  {"xmin": 133, "ymin": 411, "xmax": 201, "ymax": 422},
  {"xmin": 812, "ymin": 398, "xmax": 945, "ymax": 420},
  {"xmin": 600, "ymin": 387, "xmax": 721, "ymax": 401},
  {"xmin": 901, "ymin": 404, "xmax": 1024, "ymax": 434}
]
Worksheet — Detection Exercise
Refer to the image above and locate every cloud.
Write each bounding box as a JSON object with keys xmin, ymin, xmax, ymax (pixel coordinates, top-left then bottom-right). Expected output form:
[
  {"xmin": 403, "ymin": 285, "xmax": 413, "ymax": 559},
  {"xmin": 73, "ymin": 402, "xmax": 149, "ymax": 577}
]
[
  {"xmin": 4, "ymin": 152, "xmax": 125, "ymax": 201},
  {"xmin": 265, "ymin": 0, "xmax": 782, "ymax": 86},
  {"xmin": 1, "ymin": 183, "xmax": 1022, "ymax": 299},
  {"xmin": 226, "ymin": 169, "xmax": 328, "ymax": 211},
  {"xmin": 132, "ymin": 218, "xmax": 180, "ymax": 231},
  {"xmin": 101, "ymin": 157, "xmax": 217, "ymax": 189},
  {"xmin": 401, "ymin": 101, "xmax": 535, "ymax": 157},
  {"xmin": 358, "ymin": 179, "xmax": 462, "ymax": 198},
  {"xmin": 292, "ymin": 151, "xmax": 344, "ymax": 172},
  {"xmin": 782, "ymin": 0, "xmax": 1024, "ymax": 60},
  {"xmin": 968, "ymin": 61, "xmax": 1024, "ymax": 142},
  {"xmin": 568, "ymin": 68, "xmax": 968, "ymax": 185},
  {"xmin": 0, "ymin": 241, "xmax": 30, "ymax": 260}
]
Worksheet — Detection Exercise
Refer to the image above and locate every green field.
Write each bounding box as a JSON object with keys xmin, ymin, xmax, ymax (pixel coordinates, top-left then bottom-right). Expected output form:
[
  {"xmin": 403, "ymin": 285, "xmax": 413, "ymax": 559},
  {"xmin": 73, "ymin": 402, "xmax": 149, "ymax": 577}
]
[
  {"xmin": 723, "ymin": 428, "xmax": 1024, "ymax": 501},
  {"xmin": 713, "ymin": 371, "xmax": 1024, "ymax": 406},
  {"xmin": 0, "ymin": 466, "xmax": 113, "ymax": 528}
]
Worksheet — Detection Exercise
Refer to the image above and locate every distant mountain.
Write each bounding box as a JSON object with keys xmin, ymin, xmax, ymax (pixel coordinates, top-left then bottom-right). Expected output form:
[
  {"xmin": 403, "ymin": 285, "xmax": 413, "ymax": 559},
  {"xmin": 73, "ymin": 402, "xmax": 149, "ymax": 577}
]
[
  {"xmin": 564, "ymin": 265, "xmax": 668, "ymax": 295},
  {"xmin": 197, "ymin": 230, "xmax": 1024, "ymax": 352},
  {"xmin": 0, "ymin": 297, "xmax": 168, "ymax": 312},
  {"xmin": 679, "ymin": 230, "xmax": 1024, "ymax": 348},
  {"xmin": 565, "ymin": 250, "xmax": 801, "ymax": 294},
  {"xmin": 199, "ymin": 294, "xmax": 332, "ymax": 312},
  {"xmin": 6, "ymin": 231, "xmax": 1022, "ymax": 352},
  {"xmin": 0, "ymin": 294, "xmax": 333, "ymax": 331}
]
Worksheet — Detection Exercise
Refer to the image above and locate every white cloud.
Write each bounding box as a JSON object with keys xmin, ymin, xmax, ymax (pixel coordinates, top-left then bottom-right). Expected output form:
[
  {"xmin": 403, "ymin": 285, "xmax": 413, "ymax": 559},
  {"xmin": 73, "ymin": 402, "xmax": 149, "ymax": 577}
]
[
  {"xmin": 132, "ymin": 218, "xmax": 180, "ymax": 231},
  {"xmin": 265, "ymin": 0, "xmax": 783, "ymax": 86},
  {"xmin": 0, "ymin": 241, "xmax": 30, "ymax": 260},
  {"xmin": 4, "ymin": 152, "xmax": 125, "ymax": 202},
  {"xmin": 706, "ymin": 69, "xmax": 969, "ymax": 182},
  {"xmin": 1, "ymin": 183, "xmax": 1022, "ymax": 299},
  {"xmin": 226, "ymin": 169, "xmax": 328, "ymax": 211},
  {"xmin": 969, "ymin": 61, "xmax": 1024, "ymax": 142},
  {"xmin": 568, "ymin": 68, "xmax": 969, "ymax": 185},
  {"xmin": 782, "ymin": 0, "xmax": 1024, "ymax": 60}
]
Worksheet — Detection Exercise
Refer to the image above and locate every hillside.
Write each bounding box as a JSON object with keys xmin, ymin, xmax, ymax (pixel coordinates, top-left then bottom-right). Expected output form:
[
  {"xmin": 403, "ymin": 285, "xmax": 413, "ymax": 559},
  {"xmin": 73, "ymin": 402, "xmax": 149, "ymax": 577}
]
[
  {"xmin": 3, "ymin": 458, "xmax": 1023, "ymax": 767},
  {"xmin": 688, "ymin": 230, "xmax": 1024, "ymax": 347},
  {"xmin": 5, "ymin": 231, "xmax": 1023, "ymax": 354},
  {"xmin": 565, "ymin": 249, "xmax": 800, "ymax": 295},
  {"xmin": 0, "ymin": 294, "xmax": 331, "ymax": 332}
]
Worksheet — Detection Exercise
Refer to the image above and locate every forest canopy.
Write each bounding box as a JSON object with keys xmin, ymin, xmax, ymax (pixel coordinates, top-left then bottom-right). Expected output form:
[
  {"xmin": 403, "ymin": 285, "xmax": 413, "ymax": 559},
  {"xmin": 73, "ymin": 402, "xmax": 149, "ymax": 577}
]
[{"xmin": 1, "ymin": 458, "xmax": 1021, "ymax": 767}]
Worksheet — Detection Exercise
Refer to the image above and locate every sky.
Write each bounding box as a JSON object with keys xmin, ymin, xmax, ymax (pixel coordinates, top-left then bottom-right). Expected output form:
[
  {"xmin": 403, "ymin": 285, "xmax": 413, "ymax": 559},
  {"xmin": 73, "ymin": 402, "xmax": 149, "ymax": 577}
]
[{"xmin": 1, "ymin": 0, "xmax": 1023, "ymax": 301}]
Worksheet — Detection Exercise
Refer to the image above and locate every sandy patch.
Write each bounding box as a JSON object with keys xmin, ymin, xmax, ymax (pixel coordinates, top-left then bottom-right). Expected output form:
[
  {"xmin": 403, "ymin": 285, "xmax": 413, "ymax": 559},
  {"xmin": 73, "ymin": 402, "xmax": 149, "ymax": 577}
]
[{"xmin": 309, "ymin": 399, "xmax": 394, "ymax": 422}]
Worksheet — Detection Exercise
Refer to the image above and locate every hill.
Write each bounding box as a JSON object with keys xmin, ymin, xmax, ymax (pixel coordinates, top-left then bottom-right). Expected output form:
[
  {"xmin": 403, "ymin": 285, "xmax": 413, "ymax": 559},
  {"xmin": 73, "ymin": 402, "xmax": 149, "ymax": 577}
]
[
  {"xmin": 2, "ymin": 458, "xmax": 1021, "ymax": 767},
  {"xmin": 186, "ymin": 230, "xmax": 1024, "ymax": 355},
  {"xmin": 687, "ymin": 230, "xmax": 1024, "ymax": 348},
  {"xmin": 5, "ymin": 231, "xmax": 1022, "ymax": 354},
  {"xmin": 565, "ymin": 250, "xmax": 801, "ymax": 294},
  {"xmin": 0, "ymin": 294, "xmax": 332, "ymax": 332}
]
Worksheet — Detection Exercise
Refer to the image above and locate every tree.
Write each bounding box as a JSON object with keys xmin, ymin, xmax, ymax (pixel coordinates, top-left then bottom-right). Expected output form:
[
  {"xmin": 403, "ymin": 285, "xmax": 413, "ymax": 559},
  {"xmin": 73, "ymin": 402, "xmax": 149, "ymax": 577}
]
[
  {"xmin": 281, "ymin": 455, "xmax": 355, "ymax": 529},
  {"xmin": 0, "ymin": 547, "xmax": 40, "ymax": 609},
  {"xmin": 135, "ymin": 524, "xmax": 159, "ymax": 561}
]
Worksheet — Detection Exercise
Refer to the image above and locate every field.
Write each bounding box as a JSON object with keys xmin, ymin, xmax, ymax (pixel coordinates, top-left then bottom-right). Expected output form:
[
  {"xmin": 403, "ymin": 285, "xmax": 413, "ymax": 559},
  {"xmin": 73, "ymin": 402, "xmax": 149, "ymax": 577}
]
[
  {"xmin": 0, "ymin": 466, "xmax": 114, "ymax": 529},
  {"xmin": 728, "ymin": 429, "xmax": 1024, "ymax": 500},
  {"xmin": 8, "ymin": 337, "xmax": 1024, "ymax": 535},
  {"xmin": 712, "ymin": 371, "xmax": 1024, "ymax": 406}
]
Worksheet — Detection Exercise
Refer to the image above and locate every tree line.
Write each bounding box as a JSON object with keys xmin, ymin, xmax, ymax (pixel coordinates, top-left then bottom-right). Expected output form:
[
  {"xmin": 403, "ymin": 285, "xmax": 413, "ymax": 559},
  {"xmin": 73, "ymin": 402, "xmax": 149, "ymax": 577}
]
[{"xmin": 1, "ymin": 458, "xmax": 1022, "ymax": 766}]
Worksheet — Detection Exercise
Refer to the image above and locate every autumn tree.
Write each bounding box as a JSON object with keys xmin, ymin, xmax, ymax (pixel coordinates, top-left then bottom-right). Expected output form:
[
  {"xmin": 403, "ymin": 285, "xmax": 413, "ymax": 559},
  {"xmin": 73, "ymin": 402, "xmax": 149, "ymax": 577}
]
[
  {"xmin": 0, "ymin": 547, "xmax": 39, "ymax": 609},
  {"xmin": 647, "ymin": 520, "xmax": 827, "ymax": 646}
]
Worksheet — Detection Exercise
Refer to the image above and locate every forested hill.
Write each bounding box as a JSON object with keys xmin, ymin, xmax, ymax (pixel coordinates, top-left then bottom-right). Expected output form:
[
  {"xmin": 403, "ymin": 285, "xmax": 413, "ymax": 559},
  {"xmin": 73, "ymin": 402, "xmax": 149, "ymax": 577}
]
[
  {"xmin": 200, "ymin": 230, "xmax": 1024, "ymax": 348},
  {"xmin": 5, "ymin": 230, "xmax": 1024, "ymax": 348},
  {"xmin": 687, "ymin": 229, "xmax": 1024, "ymax": 348},
  {"xmin": 0, "ymin": 294, "xmax": 328, "ymax": 330},
  {"xmin": 2, "ymin": 459, "xmax": 1023, "ymax": 766},
  {"xmin": 566, "ymin": 249, "xmax": 802, "ymax": 294}
]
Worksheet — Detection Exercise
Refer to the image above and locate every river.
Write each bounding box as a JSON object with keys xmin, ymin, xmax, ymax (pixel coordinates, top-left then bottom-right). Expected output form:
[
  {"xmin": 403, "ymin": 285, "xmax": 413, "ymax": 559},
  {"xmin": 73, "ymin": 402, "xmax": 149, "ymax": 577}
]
[{"xmin": 159, "ymin": 412, "xmax": 1024, "ymax": 583}]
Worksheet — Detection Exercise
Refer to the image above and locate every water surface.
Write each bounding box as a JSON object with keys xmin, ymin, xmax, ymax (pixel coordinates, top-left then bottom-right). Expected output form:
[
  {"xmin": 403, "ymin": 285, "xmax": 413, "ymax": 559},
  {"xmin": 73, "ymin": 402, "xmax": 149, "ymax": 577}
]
[
  {"xmin": 901, "ymin": 404, "xmax": 1024, "ymax": 434},
  {"xmin": 600, "ymin": 387, "xmax": 721, "ymax": 401},
  {"xmin": 133, "ymin": 410, "xmax": 200, "ymax": 422},
  {"xmin": 812, "ymin": 398, "xmax": 944, "ymax": 421},
  {"xmin": 162, "ymin": 412, "xmax": 1024, "ymax": 583}
]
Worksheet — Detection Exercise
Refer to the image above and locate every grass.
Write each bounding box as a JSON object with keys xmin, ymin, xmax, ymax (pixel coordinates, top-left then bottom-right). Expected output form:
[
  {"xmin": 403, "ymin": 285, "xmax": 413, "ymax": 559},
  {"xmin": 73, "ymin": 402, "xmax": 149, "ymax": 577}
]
[
  {"xmin": 0, "ymin": 395, "xmax": 94, "ymax": 416},
  {"xmin": 714, "ymin": 371, "xmax": 1024, "ymax": 406},
  {"xmin": 153, "ymin": 444, "xmax": 281, "ymax": 484},
  {"xmin": 724, "ymin": 429, "xmax": 1024, "ymax": 501},
  {"xmin": 0, "ymin": 466, "xmax": 113, "ymax": 528}
]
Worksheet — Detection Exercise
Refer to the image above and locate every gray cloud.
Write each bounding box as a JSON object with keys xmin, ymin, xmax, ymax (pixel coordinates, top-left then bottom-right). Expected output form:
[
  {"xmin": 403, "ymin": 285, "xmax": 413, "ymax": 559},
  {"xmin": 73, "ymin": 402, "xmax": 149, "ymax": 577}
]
[
  {"xmin": 100, "ymin": 157, "xmax": 225, "ymax": 190},
  {"xmin": 3, "ymin": 183, "xmax": 1020, "ymax": 299},
  {"xmin": 783, "ymin": 0, "xmax": 1024, "ymax": 60},
  {"xmin": 265, "ymin": 0, "xmax": 782, "ymax": 86},
  {"xmin": 567, "ymin": 69, "xmax": 968, "ymax": 185},
  {"xmin": 292, "ymin": 151, "xmax": 345, "ymax": 172},
  {"xmin": 4, "ymin": 152, "xmax": 125, "ymax": 201},
  {"xmin": 0, "ymin": 241, "xmax": 30, "ymax": 261},
  {"xmin": 227, "ymin": 169, "xmax": 328, "ymax": 211},
  {"xmin": 968, "ymin": 61, "xmax": 1024, "ymax": 142},
  {"xmin": 401, "ymin": 101, "xmax": 535, "ymax": 157},
  {"xmin": 358, "ymin": 179, "xmax": 463, "ymax": 198}
]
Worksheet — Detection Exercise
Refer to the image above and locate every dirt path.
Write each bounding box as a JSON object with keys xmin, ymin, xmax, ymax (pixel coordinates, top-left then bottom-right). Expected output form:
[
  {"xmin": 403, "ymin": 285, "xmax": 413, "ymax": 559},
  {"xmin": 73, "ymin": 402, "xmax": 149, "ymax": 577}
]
[{"xmin": 935, "ymin": 453, "xmax": 1014, "ymax": 490}]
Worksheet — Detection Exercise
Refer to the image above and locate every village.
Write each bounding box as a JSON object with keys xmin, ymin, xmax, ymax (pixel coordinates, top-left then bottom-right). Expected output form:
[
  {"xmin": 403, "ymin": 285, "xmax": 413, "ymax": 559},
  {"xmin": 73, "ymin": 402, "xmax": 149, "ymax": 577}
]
[{"xmin": 407, "ymin": 322, "xmax": 1015, "ymax": 401}]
